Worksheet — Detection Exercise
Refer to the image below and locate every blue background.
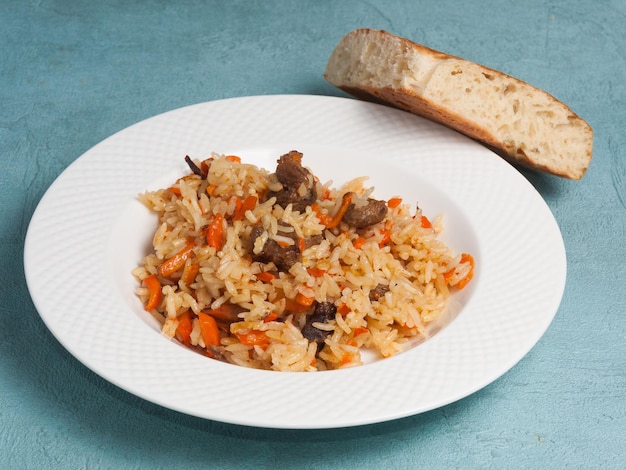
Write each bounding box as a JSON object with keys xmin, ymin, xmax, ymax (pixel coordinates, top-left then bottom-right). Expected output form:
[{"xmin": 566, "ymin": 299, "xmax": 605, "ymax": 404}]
[{"xmin": 2, "ymin": 1, "xmax": 624, "ymax": 468}]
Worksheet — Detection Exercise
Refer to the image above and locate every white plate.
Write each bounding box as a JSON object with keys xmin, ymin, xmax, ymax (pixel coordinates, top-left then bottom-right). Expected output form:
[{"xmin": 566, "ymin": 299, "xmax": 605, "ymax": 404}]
[{"xmin": 24, "ymin": 95, "xmax": 566, "ymax": 429}]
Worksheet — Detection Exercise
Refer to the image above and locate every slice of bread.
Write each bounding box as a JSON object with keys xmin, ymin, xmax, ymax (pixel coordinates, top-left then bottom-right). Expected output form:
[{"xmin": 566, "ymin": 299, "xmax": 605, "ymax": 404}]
[{"xmin": 324, "ymin": 29, "xmax": 593, "ymax": 179}]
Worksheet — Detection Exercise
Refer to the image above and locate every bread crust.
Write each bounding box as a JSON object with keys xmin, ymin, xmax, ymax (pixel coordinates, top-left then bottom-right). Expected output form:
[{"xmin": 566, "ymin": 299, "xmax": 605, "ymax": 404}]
[{"xmin": 324, "ymin": 29, "xmax": 593, "ymax": 179}]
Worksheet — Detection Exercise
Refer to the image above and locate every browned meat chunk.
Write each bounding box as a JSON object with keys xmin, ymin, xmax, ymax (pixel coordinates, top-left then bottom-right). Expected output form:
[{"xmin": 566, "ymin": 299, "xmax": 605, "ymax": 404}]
[
  {"xmin": 268, "ymin": 151, "xmax": 317, "ymax": 212},
  {"xmin": 369, "ymin": 284, "xmax": 389, "ymax": 302},
  {"xmin": 343, "ymin": 198, "xmax": 388, "ymax": 228},
  {"xmin": 304, "ymin": 234, "xmax": 323, "ymax": 249},
  {"xmin": 249, "ymin": 225, "xmax": 301, "ymax": 271},
  {"xmin": 301, "ymin": 301, "xmax": 336, "ymax": 347}
]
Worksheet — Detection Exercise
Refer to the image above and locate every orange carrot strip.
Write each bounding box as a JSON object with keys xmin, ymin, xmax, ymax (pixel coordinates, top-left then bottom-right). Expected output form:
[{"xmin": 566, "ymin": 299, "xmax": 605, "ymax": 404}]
[
  {"xmin": 167, "ymin": 186, "xmax": 181, "ymax": 196},
  {"xmin": 143, "ymin": 274, "xmax": 162, "ymax": 311},
  {"xmin": 158, "ymin": 241, "xmax": 195, "ymax": 277},
  {"xmin": 181, "ymin": 262, "xmax": 200, "ymax": 286},
  {"xmin": 460, "ymin": 253, "xmax": 474, "ymax": 265},
  {"xmin": 340, "ymin": 353, "xmax": 354, "ymax": 366},
  {"xmin": 353, "ymin": 237, "xmax": 366, "ymax": 249},
  {"xmin": 444, "ymin": 253, "xmax": 475, "ymax": 288},
  {"xmin": 325, "ymin": 192, "xmax": 353, "ymax": 229},
  {"xmin": 232, "ymin": 195, "xmax": 257, "ymax": 221},
  {"xmin": 295, "ymin": 292, "xmax": 315, "ymax": 307},
  {"xmin": 203, "ymin": 304, "xmax": 239, "ymax": 323},
  {"xmin": 176, "ymin": 310, "xmax": 193, "ymax": 346},
  {"xmin": 298, "ymin": 237, "xmax": 305, "ymax": 253},
  {"xmin": 388, "ymin": 197, "xmax": 402, "ymax": 208},
  {"xmin": 230, "ymin": 196, "xmax": 243, "ymax": 218},
  {"xmin": 306, "ymin": 268, "xmax": 326, "ymax": 278},
  {"xmin": 263, "ymin": 312, "xmax": 278, "ymax": 323},
  {"xmin": 256, "ymin": 271, "xmax": 276, "ymax": 283},
  {"xmin": 311, "ymin": 203, "xmax": 332, "ymax": 226},
  {"xmin": 206, "ymin": 213, "xmax": 225, "ymax": 251},
  {"xmin": 236, "ymin": 330, "xmax": 270, "ymax": 347},
  {"xmin": 318, "ymin": 213, "xmax": 333, "ymax": 226},
  {"xmin": 225, "ymin": 155, "xmax": 241, "ymax": 163},
  {"xmin": 353, "ymin": 327, "xmax": 369, "ymax": 337},
  {"xmin": 421, "ymin": 215, "xmax": 432, "ymax": 229},
  {"xmin": 338, "ymin": 303, "xmax": 351, "ymax": 316},
  {"xmin": 200, "ymin": 158, "xmax": 213, "ymax": 177},
  {"xmin": 456, "ymin": 253, "xmax": 475, "ymax": 289},
  {"xmin": 378, "ymin": 229, "xmax": 392, "ymax": 247},
  {"xmin": 198, "ymin": 312, "xmax": 221, "ymax": 347}
]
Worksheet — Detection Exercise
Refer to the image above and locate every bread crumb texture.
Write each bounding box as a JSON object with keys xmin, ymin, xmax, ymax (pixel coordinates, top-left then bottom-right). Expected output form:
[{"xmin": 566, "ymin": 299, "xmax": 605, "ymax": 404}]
[{"xmin": 325, "ymin": 29, "xmax": 593, "ymax": 179}]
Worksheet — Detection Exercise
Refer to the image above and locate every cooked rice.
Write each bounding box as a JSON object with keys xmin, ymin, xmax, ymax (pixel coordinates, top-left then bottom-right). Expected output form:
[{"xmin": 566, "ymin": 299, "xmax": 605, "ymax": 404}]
[{"xmin": 132, "ymin": 152, "xmax": 473, "ymax": 371}]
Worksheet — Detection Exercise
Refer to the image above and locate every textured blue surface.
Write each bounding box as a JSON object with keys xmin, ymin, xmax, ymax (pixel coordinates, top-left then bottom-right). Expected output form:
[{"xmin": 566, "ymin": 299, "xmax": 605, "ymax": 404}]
[{"xmin": 2, "ymin": 1, "xmax": 625, "ymax": 468}]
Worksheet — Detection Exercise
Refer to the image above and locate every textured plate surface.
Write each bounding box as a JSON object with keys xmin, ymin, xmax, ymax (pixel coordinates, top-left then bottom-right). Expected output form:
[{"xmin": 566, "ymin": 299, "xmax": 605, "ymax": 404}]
[{"xmin": 24, "ymin": 95, "xmax": 566, "ymax": 429}]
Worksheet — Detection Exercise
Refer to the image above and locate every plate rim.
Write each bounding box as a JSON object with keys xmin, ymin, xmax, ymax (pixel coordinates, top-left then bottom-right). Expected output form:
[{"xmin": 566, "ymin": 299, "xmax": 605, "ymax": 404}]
[{"xmin": 24, "ymin": 94, "xmax": 566, "ymax": 429}]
